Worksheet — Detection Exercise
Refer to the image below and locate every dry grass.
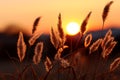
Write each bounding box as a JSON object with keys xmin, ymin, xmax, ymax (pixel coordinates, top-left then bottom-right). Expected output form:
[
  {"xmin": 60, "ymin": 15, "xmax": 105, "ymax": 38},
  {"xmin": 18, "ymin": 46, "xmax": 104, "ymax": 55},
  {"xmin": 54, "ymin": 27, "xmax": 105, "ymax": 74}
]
[
  {"xmin": 33, "ymin": 42, "xmax": 43, "ymax": 64},
  {"xmin": 50, "ymin": 27, "xmax": 59, "ymax": 49},
  {"xmin": 110, "ymin": 57, "xmax": 120, "ymax": 72},
  {"xmin": 89, "ymin": 38, "xmax": 102, "ymax": 54},
  {"xmin": 102, "ymin": 1, "xmax": 114, "ymax": 30},
  {"xmin": 101, "ymin": 29, "xmax": 112, "ymax": 49},
  {"xmin": 28, "ymin": 32, "xmax": 42, "ymax": 46},
  {"xmin": 81, "ymin": 11, "xmax": 92, "ymax": 34},
  {"xmin": 57, "ymin": 13, "xmax": 65, "ymax": 39},
  {"xmin": 84, "ymin": 33, "xmax": 92, "ymax": 48},
  {"xmin": 17, "ymin": 32, "xmax": 26, "ymax": 62},
  {"xmin": 102, "ymin": 41, "xmax": 117, "ymax": 59},
  {"xmin": 101, "ymin": 29, "xmax": 117, "ymax": 58},
  {"xmin": 44, "ymin": 57, "xmax": 52, "ymax": 72},
  {"xmin": 32, "ymin": 17, "xmax": 41, "ymax": 34},
  {"xmin": 75, "ymin": 11, "xmax": 92, "ymax": 50},
  {"xmin": 1, "ymin": 1, "xmax": 120, "ymax": 80}
]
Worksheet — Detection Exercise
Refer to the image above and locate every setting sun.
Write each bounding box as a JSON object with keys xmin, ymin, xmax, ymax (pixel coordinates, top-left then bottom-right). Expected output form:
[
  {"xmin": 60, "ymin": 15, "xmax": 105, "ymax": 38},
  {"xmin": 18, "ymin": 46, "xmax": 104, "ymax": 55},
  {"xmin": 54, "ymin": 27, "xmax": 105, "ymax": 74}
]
[{"xmin": 66, "ymin": 22, "xmax": 80, "ymax": 35}]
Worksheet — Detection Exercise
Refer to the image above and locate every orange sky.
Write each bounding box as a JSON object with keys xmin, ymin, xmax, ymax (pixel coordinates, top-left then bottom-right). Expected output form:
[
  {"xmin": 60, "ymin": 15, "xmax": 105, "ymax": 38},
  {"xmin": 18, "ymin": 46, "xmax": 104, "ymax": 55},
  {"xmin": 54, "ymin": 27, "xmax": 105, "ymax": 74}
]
[{"xmin": 0, "ymin": 0, "xmax": 120, "ymax": 34}]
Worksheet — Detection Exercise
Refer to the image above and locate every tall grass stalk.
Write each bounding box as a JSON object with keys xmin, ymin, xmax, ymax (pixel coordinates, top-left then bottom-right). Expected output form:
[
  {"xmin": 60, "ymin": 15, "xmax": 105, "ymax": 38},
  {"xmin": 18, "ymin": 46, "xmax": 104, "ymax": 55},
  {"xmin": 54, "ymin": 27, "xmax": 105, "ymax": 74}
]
[
  {"xmin": 29, "ymin": 32, "xmax": 42, "ymax": 46},
  {"xmin": 84, "ymin": 33, "xmax": 92, "ymax": 48},
  {"xmin": 89, "ymin": 39, "xmax": 102, "ymax": 54},
  {"xmin": 44, "ymin": 57, "xmax": 52, "ymax": 72},
  {"xmin": 110, "ymin": 57, "xmax": 120, "ymax": 72},
  {"xmin": 17, "ymin": 32, "xmax": 26, "ymax": 62},
  {"xmin": 57, "ymin": 13, "xmax": 65, "ymax": 40},
  {"xmin": 32, "ymin": 17, "xmax": 41, "ymax": 34},
  {"xmin": 101, "ymin": 29, "xmax": 112, "ymax": 49},
  {"xmin": 102, "ymin": 41, "xmax": 117, "ymax": 59},
  {"xmin": 33, "ymin": 42, "xmax": 43, "ymax": 64},
  {"xmin": 50, "ymin": 27, "xmax": 59, "ymax": 49},
  {"xmin": 81, "ymin": 11, "xmax": 92, "ymax": 34},
  {"xmin": 4, "ymin": 1, "xmax": 119, "ymax": 79},
  {"xmin": 75, "ymin": 12, "xmax": 92, "ymax": 50},
  {"xmin": 102, "ymin": 1, "xmax": 113, "ymax": 30}
]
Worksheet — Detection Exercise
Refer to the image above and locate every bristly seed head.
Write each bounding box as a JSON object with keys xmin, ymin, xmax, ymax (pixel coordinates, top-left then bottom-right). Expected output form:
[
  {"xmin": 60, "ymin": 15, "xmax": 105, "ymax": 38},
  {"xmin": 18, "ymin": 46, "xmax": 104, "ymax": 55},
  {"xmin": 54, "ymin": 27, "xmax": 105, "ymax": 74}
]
[
  {"xmin": 81, "ymin": 11, "xmax": 92, "ymax": 34},
  {"xmin": 50, "ymin": 27, "xmax": 60, "ymax": 49},
  {"xmin": 33, "ymin": 42, "xmax": 43, "ymax": 64},
  {"xmin": 102, "ymin": 1, "xmax": 114, "ymax": 29},
  {"xmin": 44, "ymin": 57, "xmax": 52, "ymax": 72},
  {"xmin": 101, "ymin": 29, "xmax": 112, "ymax": 49},
  {"xmin": 29, "ymin": 32, "xmax": 41, "ymax": 46},
  {"xmin": 17, "ymin": 32, "xmax": 26, "ymax": 62},
  {"xmin": 110, "ymin": 57, "xmax": 120, "ymax": 72},
  {"xmin": 89, "ymin": 39, "xmax": 102, "ymax": 54},
  {"xmin": 84, "ymin": 33, "xmax": 92, "ymax": 47},
  {"xmin": 32, "ymin": 17, "xmax": 41, "ymax": 34},
  {"xmin": 57, "ymin": 13, "xmax": 65, "ymax": 39},
  {"xmin": 102, "ymin": 41, "xmax": 117, "ymax": 59}
]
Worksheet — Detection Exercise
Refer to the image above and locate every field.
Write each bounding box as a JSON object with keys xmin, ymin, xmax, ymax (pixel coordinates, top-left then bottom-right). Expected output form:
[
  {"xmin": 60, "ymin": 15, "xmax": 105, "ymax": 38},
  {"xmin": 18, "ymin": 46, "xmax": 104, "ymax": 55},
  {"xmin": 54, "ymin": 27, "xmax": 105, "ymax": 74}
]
[{"xmin": 0, "ymin": 1, "xmax": 120, "ymax": 80}]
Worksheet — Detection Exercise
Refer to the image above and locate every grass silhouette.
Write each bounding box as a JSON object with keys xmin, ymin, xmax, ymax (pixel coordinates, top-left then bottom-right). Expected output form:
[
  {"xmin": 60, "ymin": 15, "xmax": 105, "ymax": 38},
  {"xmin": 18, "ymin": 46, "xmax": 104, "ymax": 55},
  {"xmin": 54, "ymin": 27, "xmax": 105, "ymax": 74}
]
[{"xmin": 1, "ymin": 1, "xmax": 120, "ymax": 80}]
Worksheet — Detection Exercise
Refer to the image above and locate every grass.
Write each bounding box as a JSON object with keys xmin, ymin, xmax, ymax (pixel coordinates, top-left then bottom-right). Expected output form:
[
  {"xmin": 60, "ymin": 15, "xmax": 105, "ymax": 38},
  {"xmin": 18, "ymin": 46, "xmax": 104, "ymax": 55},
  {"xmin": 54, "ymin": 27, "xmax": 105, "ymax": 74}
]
[{"xmin": 0, "ymin": 1, "xmax": 120, "ymax": 80}]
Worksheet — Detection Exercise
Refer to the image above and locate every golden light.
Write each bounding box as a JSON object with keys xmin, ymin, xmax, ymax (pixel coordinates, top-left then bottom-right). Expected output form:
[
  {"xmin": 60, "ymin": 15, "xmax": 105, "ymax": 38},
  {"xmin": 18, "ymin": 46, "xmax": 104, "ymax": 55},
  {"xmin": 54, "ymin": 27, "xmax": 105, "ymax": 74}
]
[{"xmin": 66, "ymin": 22, "xmax": 80, "ymax": 35}]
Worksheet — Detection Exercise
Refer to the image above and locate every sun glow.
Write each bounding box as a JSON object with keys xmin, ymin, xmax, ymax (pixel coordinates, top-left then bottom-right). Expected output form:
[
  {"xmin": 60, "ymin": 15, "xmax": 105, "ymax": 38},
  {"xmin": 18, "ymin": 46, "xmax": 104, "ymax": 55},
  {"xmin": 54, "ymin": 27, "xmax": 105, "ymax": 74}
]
[{"xmin": 66, "ymin": 22, "xmax": 80, "ymax": 35}]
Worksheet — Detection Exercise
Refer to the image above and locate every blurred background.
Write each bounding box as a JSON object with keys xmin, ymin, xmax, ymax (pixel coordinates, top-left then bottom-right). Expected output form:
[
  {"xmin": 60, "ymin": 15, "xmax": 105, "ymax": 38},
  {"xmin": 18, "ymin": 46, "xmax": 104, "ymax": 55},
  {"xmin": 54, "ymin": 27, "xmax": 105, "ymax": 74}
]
[
  {"xmin": 0, "ymin": 0, "xmax": 120, "ymax": 75},
  {"xmin": 0, "ymin": 0, "xmax": 120, "ymax": 34}
]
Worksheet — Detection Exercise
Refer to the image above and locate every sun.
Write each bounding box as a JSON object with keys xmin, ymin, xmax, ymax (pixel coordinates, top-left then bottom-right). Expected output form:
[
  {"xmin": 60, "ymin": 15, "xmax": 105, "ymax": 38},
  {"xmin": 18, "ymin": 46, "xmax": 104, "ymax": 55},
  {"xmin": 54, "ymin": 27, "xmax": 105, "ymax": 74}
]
[{"xmin": 66, "ymin": 22, "xmax": 80, "ymax": 35}]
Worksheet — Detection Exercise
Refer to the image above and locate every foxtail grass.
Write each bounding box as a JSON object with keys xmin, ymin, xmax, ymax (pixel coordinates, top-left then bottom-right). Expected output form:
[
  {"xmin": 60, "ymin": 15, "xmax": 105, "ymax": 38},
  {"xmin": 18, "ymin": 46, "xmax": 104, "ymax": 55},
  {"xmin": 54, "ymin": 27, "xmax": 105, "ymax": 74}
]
[
  {"xmin": 50, "ymin": 27, "xmax": 60, "ymax": 49},
  {"xmin": 57, "ymin": 13, "xmax": 65, "ymax": 39},
  {"xmin": 102, "ymin": 41, "xmax": 117, "ymax": 59},
  {"xmin": 74, "ymin": 12, "xmax": 92, "ymax": 50},
  {"xmin": 44, "ymin": 57, "xmax": 52, "ymax": 72},
  {"xmin": 5, "ymin": 1, "xmax": 120, "ymax": 79},
  {"xmin": 110, "ymin": 57, "xmax": 120, "ymax": 72},
  {"xmin": 17, "ymin": 32, "xmax": 26, "ymax": 62},
  {"xmin": 101, "ymin": 29, "xmax": 112, "ymax": 49},
  {"xmin": 102, "ymin": 1, "xmax": 113, "ymax": 30},
  {"xmin": 32, "ymin": 17, "xmax": 41, "ymax": 34},
  {"xmin": 101, "ymin": 29, "xmax": 117, "ymax": 58},
  {"xmin": 89, "ymin": 39, "xmax": 102, "ymax": 54},
  {"xmin": 81, "ymin": 11, "xmax": 92, "ymax": 34},
  {"xmin": 103, "ymin": 37, "xmax": 114, "ymax": 50},
  {"xmin": 84, "ymin": 33, "xmax": 92, "ymax": 48},
  {"xmin": 54, "ymin": 46, "xmax": 68, "ymax": 60},
  {"xmin": 33, "ymin": 42, "xmax": 43, "ymax": 64},
  {"xmin": 29, "ymin": 32, "xmax": 41, "ymax": 46}
]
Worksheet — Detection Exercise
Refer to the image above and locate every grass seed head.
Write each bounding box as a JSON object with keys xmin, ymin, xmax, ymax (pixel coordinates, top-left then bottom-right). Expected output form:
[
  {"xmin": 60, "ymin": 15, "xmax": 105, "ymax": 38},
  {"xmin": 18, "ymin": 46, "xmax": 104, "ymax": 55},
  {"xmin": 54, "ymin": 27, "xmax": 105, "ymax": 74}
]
[
  {"xmin": 89, "ymin": 39, "xmax": 102, "ymax": 54},
  {"xmin": 54, "ymin": 48, "xmax": 63, "ymax": 60},
  {"xmin": 33, "ymin": 54, "xmax": 41, "ymax": 64},
  {"xmin": 57, "ymin": 13, "xmax": 65, "ymax": 39},
  {"xmin": 84, "ymin": 33, "xmax": 92, "ymax": 47},
  {"xmin": 32, "ymin": 17, "xmax": 41, "ymax": 34},
  {"xmin": 33, "ymin": 42, "xmax": 43, "ymax": 64},
  {"xmin": 50, "ymin": 27, "xmax": 60, "ymax": 49},
  {"xmin": 102, "ymin": 1, "xmax": 113, "ymax": 29},
  {"xmin": 81, "ymin": 11, "xmax": 92, "ymax": 34},
  {"xmin": 29, "ymin": 32, "xmax": 41, "ymax": 46},
  {"xmin": 110, "ymin": 57, "xmax": 120, "ymax": 72},
  {"xmin": 102, "ymin": 41, "xmax": 117, "ymax": 58},
  {"xmin": 44, "ymin": 57, "xmax": 52, "ymax": 72},
  {"xmin": 103, "ymin": 37, "xmax": 114, "ymax": 50},
  {"xmin": 101, "ymin": 29, "xmax": 112, "ymax": 48},
  {"xmin": 17, "ymin": 32, "xmax": 26, "ymax": 62}
]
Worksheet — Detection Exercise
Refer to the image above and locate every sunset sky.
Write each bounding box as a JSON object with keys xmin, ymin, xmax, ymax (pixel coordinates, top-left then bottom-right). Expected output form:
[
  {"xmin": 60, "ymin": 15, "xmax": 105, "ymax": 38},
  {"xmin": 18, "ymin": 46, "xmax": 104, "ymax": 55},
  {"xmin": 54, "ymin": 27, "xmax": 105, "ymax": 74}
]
[{"xmin": 0, "ymin": 0, "xmax": 120, "ymax": 34}]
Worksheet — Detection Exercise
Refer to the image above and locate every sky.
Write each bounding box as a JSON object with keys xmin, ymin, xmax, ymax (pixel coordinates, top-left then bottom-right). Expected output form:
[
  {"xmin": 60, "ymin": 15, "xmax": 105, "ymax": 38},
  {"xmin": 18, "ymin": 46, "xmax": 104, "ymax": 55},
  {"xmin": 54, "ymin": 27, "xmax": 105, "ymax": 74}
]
[{"xmin": 0, "ymin": 0, "xmax": 120, "ymax": 34}]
